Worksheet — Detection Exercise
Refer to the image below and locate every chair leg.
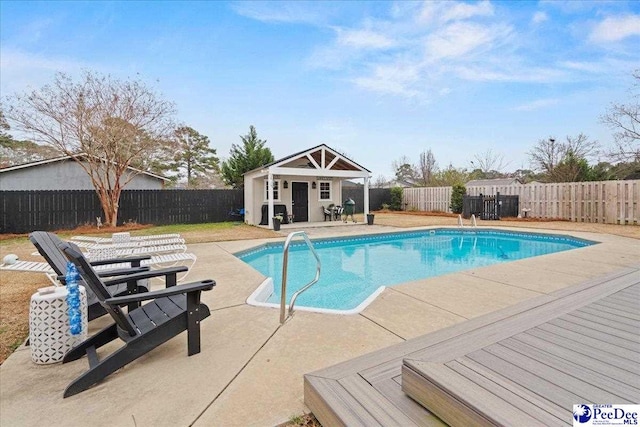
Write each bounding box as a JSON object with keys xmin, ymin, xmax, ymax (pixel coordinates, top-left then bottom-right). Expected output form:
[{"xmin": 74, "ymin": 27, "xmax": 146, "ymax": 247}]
[
  {"xmin": 63, "ymin": 323, "xmax": 118, "ymax": 363},
  {"xmin": 64, "ymin": 316, "xmax": 187, "ymax": 397},
  {"xmin": 186, "ymin": 292, "xmax": 201, "ymax": 356},
  {"xmin": 64, "ymin": 338, "xmax": 148, "ymax": 398}
]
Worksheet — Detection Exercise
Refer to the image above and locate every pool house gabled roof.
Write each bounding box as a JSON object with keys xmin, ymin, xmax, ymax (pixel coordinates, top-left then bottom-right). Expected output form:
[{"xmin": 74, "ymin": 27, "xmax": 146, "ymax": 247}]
[{"xmin": 244, "ymin": 144, "xmax": 370, "ymax": 180}]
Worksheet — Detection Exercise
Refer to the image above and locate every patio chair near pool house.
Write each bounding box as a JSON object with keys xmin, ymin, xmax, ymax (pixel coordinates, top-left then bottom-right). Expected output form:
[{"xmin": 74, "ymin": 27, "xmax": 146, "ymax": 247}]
[
  {"xmin": 242, "ymin": 144, "xmax": 372, "ymax": 229},
  {"xmin": 58, "ymin": 243, "xmax": 215, "ymax": 397}
]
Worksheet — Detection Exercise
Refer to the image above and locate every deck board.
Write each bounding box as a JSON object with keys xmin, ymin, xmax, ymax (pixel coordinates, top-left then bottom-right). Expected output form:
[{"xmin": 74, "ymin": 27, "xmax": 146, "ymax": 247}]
[
  {"xmin": 593, "ymin": 300, "xmax": 640, "ymax": 319},
  {"xmin": 574, "ymin": 306, "xmax": 640, "ymax": 329},
  {"xmin": 557, "ymin": 313, "xmax": 640, "ymax": 340},
  {"xmin": 304, "ymin": 266, "xmax": 640, "ymax": 427},
  {"xmin": 510, "ymin": 333, "xmax": 640, "ymax": 386},
  {"xmin": 547, "ymin": 318, "xmax": 639, "ymax": 351},
  {"xmin": 524, "ymin": 328, "xmax": 640, "ymax": 374},
  {"xmin": 452, "ymin": 357, "xmax": 569, "ymax": 423}
]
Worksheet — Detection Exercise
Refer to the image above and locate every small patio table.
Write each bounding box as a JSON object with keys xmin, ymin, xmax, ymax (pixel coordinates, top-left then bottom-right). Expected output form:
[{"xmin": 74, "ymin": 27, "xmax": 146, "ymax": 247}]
[{"xmin": 29, "ymin": 286, "xmax": 88, "ymax": 364}]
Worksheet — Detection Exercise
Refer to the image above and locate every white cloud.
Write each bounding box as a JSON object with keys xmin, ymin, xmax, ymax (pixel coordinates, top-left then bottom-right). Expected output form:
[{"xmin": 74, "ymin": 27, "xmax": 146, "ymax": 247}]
[
  {"xmin": 246, "ymin": 1, "xmax": 639, "ymax": 100},
  {"xmin": 353, "ymin": 63, "xmax": 421, "ymax": 97},
  {"xmin": 559, "ymin": 61, "xmax": 604, "ymax": 73},
  {"xmin": 419, "ymin": 1, "xmax": 494, "ymax": 24},
  {"xmin": 513, "ymin": 98, "xmax": 560, "ymax": 111},
  {"xmin": 336, "ymin": 28, "xmax": 395, "ymax": 49},
  {"xmin": 532, "ymin": 11, "xmax": 548, "ymax": 25},
  {"xmin": 425, "ymin": 22, "xmax": 511, "ymax": 60},
  {"xmin": 456, "ymin": 64, "xmax": 567, "ymax": 83},
  {"xmin": 231, "ymin": 1, "xmax": 327, "ymax": 25},
  {"xmin": 589, "ymin": 15, "xmax": 640, "ymax": 42},
  {"xmin": 440, "ymin": 0, "xmax": 495, "ymax": 23},
  {"xmin": 0, "ymin": 48, "xmax": 93, "ymax": 95}
]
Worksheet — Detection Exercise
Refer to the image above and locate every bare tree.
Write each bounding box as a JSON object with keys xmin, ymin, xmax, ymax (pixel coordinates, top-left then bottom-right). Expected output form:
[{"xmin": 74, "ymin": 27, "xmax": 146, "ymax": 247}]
[
  {"xmin": 471, "ymin": 149, "xmax": 508, "ymax": 175},
  {"xmin": 601, "ymin": 70, "xmax": 640, "ymax": 162},
  {"xmin": 564, "ymin": 133, "xmax": 600, "ymax": 160},
  {"xmin": 0, "ymin": 110, "xmax": 61, "ymax": 166},
  {"xmin": 5, "ymin": 71, "xmax": 176, "ymax": 226},
  {"xmin": 529, "ymin": 134, "xmax": 599, "ymax": 182},
  {"xmin": 528, "ymin": 137, "xmax": 564, "ymax": 176},
  {"xmin": 372, "ymin": 174, "xmax": 388, "ymax": 188},
  {"xmin": 417, "ymin": 149, "xmax": 437, "ymax": 186},
  {"xmin": 391, "ymin": 155, "xmax": 417, "ymax": 183}
]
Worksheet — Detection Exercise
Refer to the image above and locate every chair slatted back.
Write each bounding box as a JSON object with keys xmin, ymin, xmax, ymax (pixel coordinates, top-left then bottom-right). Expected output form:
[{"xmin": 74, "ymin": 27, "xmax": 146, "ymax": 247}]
[
  {"xmin": 30, "ymin": 232, "xmax": 93, "ymax": 288},
  {"xmin": 60, "ymin": 243, "xmax": 137, "ymax": 337},
  {"xmin": 29, "ymin": 231, "xmax": 69, "ymax": 279}
]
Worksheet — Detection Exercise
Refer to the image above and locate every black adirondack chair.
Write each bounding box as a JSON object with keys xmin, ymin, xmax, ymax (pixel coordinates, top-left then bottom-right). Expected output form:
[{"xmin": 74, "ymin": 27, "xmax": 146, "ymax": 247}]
[
  {"xmin": 59, "ymin": 243, "xmax": 215, "ymax": 398},
  {"xmin": 30, "ymin": 231, "xmax": 172, "ymax": 321}
]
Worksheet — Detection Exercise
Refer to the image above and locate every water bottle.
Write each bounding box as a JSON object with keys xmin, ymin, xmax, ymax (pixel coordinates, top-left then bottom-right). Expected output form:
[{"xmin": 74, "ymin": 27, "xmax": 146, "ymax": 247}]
[{"xmin": 65, "ymin": 261, "xmax": 82, "ymax": 335}]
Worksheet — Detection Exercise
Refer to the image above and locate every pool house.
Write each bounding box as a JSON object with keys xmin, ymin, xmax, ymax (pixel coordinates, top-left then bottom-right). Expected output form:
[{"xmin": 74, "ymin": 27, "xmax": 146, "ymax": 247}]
[{"xmin": 243, "ymin": 144, "xmax": 372, "ymax": 229}]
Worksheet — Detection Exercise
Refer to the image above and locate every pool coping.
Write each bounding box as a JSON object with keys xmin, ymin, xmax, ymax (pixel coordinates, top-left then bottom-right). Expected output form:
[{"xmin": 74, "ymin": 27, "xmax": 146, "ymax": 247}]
[{"xmin": 240, "ymin": 227, "xmax": 598, "ymax": 315}]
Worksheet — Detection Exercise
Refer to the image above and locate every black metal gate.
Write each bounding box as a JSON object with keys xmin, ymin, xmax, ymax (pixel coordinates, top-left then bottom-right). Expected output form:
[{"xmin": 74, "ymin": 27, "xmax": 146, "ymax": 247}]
[{"xmin": 463, "ymin": 192, "xmax": 519, "ymax": 220}]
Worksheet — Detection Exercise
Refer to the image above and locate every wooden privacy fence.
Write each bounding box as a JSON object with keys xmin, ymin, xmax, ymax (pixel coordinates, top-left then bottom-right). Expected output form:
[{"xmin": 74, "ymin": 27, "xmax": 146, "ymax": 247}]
[
  {"xmin": 403, "ymin": 187, "xmax": 452, "ymax": 212},
  {"xmin": 0, "ymin": 189, "xmax": 244, "ymax": 233},
  {"xmin": 0, "ymin": 188, "xmax": 387, "ymax": 233},
  {"xmin": 403, "ymin": 180, "xmax": 640, "ymax": 224}
]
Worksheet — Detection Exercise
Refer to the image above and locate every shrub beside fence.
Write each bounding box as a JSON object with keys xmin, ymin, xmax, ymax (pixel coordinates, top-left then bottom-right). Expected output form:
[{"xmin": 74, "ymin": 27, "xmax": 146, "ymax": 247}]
[{"xmin": 0, "ymin": 189, "xmax": 243, "ymax": 234}]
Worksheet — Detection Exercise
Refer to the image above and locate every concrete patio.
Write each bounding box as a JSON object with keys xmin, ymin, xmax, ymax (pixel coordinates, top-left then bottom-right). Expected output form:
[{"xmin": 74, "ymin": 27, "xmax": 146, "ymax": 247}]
[{"xmin": 1, "ymin": 224, "xmax": 639, "ymax": 426}]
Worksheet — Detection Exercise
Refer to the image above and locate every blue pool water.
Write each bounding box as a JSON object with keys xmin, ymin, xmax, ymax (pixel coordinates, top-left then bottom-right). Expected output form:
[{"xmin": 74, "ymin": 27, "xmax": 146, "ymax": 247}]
[{"xmin": 237, "ymin": 229, "xmax": 594, "ymax": 312}]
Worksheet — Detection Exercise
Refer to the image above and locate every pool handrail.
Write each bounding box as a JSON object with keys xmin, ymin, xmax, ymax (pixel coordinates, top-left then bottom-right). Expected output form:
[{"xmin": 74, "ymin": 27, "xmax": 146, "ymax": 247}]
[{"xmin": 280, "ymin": 231, "xmax": 321, "ymax": 324}]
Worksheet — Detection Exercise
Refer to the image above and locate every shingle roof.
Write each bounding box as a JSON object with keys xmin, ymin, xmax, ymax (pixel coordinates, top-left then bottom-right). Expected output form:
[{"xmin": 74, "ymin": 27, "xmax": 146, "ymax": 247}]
[{"xmin": 0, "ymin": 154, "xmax": 169, "ymax": 181}]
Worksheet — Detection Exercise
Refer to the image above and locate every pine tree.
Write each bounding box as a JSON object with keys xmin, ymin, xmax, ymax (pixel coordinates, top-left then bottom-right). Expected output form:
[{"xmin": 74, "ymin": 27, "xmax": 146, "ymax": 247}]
[
  {"xmin": 171, "ymin": 126, "xmax": 219, "ymax": 187},
  {"xmin": 220, "ymin": 125, "xmax": 274, "ymax": 188}
]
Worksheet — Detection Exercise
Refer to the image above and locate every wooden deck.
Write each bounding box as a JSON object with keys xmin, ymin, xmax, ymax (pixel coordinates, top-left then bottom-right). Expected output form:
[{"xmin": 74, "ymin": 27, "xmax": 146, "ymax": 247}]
[{"xmin": 304, "ymin": 265, "xmax": 640, "ymax": 426}]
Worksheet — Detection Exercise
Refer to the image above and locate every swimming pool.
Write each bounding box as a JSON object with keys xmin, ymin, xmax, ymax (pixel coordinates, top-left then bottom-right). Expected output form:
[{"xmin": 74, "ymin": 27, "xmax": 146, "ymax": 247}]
[{"xmin": 238, "ymin": 229, "xmax": 594, "ymax": 314}]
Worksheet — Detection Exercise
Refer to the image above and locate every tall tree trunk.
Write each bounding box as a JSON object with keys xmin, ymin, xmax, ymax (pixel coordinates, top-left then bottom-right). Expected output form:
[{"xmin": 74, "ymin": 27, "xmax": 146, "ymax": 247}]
[{"xmin": 96, "ymin": 188, "xmax": 121, "ymax": 227}]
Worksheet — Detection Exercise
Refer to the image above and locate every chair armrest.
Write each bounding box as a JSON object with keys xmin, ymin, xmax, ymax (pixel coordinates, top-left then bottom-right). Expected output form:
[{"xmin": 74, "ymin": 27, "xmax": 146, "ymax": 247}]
[
  {"xmin": 89, "ymin": 255, "xmax": 151, "ymax": 267},
  {"xmin": 56, "ymin": 266, "xmax": 150, "ymax": 284},
  {"xmin": 104, "ymin": 280, "xmax": 215, "ymax": 305},
  {"xmin": 97, "ymin": 266, "xmax": 150, "ymax": 277},
  {"xmin": 102, "ymin": 266, "xmax": 188, "ymax": 287}
]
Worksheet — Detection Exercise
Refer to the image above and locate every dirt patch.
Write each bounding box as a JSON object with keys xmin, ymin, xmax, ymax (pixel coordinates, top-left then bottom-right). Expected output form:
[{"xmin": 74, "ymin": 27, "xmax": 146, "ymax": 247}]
[{"xmin": 279, "ymin": 413, "xmax": 321, "ymax": 427}]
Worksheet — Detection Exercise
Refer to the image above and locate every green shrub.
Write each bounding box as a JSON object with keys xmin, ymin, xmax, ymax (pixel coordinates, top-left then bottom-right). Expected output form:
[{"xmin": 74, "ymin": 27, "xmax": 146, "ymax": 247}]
[
  {"xmin": 450, "ymin": 184, "xmax": 466, "ymax": 214},
  {"xmin": 390, "ymin": 187, "xmax": 403, "ymax": 211}
]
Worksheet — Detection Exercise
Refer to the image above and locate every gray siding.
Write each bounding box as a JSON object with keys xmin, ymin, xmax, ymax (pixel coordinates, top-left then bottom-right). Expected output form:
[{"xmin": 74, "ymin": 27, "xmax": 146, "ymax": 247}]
[{"xmin": 0, "ymin": 160, "xmax": 164, "ymax": 190}]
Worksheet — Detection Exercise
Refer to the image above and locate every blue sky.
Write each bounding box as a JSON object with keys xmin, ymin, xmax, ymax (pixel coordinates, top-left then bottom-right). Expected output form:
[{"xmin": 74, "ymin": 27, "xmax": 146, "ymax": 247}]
[{"xmin": 1, "ymin": 1, "xmax": 639, "ymax": 179}]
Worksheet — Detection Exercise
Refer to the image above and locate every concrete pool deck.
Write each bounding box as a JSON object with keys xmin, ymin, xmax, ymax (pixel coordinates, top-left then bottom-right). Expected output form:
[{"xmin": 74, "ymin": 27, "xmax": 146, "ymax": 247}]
[{"xmin": 1, "ymin": 224, "xmax": 639, "ymax": 426}]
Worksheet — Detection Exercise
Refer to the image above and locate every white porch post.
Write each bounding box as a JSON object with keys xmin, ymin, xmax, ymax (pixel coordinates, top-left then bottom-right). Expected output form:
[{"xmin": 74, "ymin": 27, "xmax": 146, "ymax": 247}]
[
  {"xmin": 364, "ymin": 176, "xmax": 370, "ymax": 216},
  {"xmin": 267, "ymin": 172, "xmax": 274, "ymax": 229}
]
